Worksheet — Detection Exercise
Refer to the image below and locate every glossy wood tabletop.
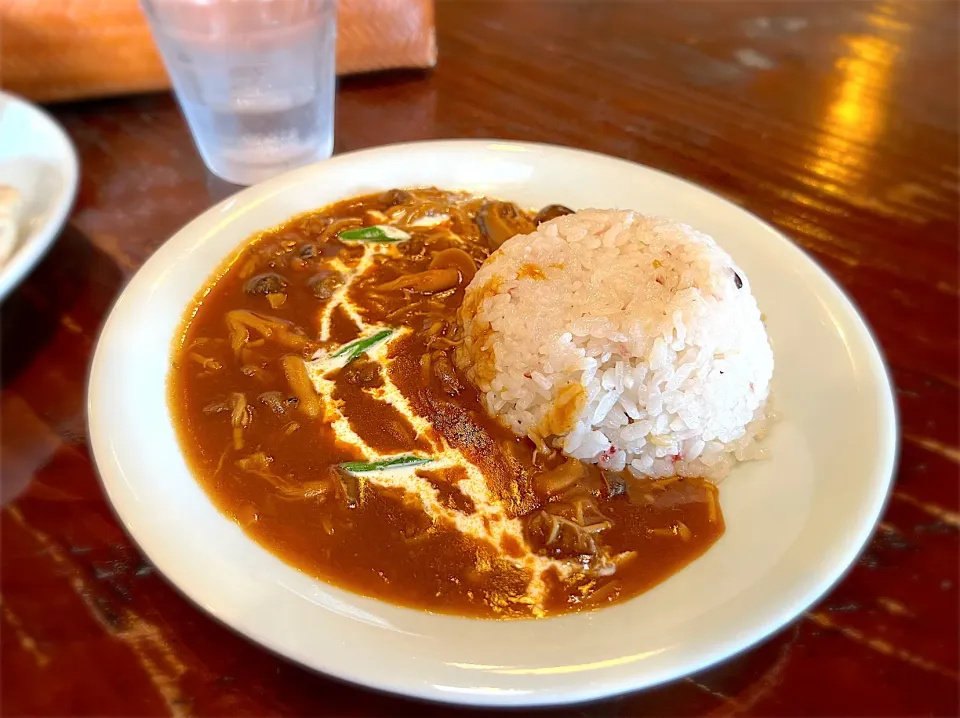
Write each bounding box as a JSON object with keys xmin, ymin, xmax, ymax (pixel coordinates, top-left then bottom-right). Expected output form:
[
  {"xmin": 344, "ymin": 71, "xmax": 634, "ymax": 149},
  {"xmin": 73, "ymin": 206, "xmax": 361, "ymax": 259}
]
[{"xmin": 2, "ymin": 1, "xmax": 958, "ymax": 715}]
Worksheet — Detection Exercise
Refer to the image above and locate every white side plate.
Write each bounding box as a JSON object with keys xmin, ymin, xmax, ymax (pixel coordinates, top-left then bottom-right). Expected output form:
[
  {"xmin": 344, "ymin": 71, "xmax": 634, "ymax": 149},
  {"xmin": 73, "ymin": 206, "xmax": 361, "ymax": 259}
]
[
  {"xmin": 0, "ymin": 91, "xmax": 79, "ymax": 301},
  {"xmin": 88, "ymin": 140, "xmax": 897, "ymax": 707}
]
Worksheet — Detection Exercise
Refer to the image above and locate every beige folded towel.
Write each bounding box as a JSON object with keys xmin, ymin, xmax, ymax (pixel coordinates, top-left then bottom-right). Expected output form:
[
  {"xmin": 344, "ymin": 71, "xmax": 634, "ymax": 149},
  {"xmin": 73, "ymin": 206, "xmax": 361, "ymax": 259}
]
[{"xmin": 0, "ymin": 0, "xmax": 437, "ymax": 103}]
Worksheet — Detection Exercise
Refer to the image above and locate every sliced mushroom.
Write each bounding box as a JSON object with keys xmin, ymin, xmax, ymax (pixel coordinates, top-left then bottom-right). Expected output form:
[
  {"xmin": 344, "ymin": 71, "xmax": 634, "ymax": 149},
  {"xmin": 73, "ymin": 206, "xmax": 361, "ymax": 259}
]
[
  {"xmin": 235, "ymin": 452, "xmax": 272, "ymax": 472},
  {"xmin": 189, "ymin": 353, "xmax": 222, "ymax": 371},
  {"xmin": 229, "ymin": 392, "xmax": 252, "ymax": 450},
  {"xmin": 226, "ymin": 310, "xmax": 314, "ymax": 355},
  {"xmin": 241, "ymin": 364, "xmax": 271, "ymax": 382},
  {"xmin": 229, "ymin": 392, "xmax": 252, "ymax": 429},
  {"xmin": 378, "ymin": 267, "xmax": 460, "ymax": 294},
  {"xmin": 601, "ymin": 470, "xmax": 628, "ymax": 499},
  {"xmin": 432, "ymin": 351, "xmax": 462, "ymax": 396},
  {"xmin": 309, "ymin": 270, "xmax": 345, "ymax": 300},
  {"xmin": 429, "ymin": 248, "xmax": 476, "ymax": 284},
  {"xmin": 378, "ymin": 189, "xmax": 414, "ymax": 207},
  {"xmin": 532, "ymin": 459, "xmax": 587, "ymax": 498},
  {"xmin": 202, "ymin": 398, "xmax": 230, "ymax": 415},
  {"xmin": 534, "ymin": 204, "xmax": 574, "ymax": 225},
  {"xmin": 475, "ymin": 201, "xmax": 535, "ymax": 249},
  {"xmin": 378, "ymin": 248, "xmax": 477, "ymax": 295},
  {"xmin": 244, "ymin": 273, "xmax": 288, "ymax": 296},
  {"xmin": 333, "ymin": 466, "xmax": 361, "ymax": 508},
  {"xmin": 281, "ymin": 355, "xmax": 321, "ymax": 418},
  {"xmin": 258, "ymin": 391, "xmax": 287, "ymax": 415},
  {"xmin": 342, "ymin": 360, "xmax": 383, "ymax": 388}
]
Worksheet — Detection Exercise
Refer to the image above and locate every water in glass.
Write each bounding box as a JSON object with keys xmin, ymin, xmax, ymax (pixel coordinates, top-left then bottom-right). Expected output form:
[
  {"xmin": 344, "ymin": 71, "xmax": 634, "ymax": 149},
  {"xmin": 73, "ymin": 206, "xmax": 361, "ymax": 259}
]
[{"xmin": 142, "ymin": 0, "xmax": 337, "ymax": 185}]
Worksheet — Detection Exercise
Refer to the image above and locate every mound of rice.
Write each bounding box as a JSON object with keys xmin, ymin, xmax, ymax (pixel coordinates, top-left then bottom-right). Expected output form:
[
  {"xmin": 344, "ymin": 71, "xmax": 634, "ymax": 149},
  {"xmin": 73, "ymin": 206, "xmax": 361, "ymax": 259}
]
[{"xmin": 454, "ymin": 209, "xmax": 774, "ymax": 481}]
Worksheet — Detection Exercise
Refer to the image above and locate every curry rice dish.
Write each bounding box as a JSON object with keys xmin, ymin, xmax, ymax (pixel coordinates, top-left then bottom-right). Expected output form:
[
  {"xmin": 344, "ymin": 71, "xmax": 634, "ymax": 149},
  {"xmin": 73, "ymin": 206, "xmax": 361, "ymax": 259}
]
[{"xmin": 169, "ymin": 188, "xmax": 774, "ymax": 618}]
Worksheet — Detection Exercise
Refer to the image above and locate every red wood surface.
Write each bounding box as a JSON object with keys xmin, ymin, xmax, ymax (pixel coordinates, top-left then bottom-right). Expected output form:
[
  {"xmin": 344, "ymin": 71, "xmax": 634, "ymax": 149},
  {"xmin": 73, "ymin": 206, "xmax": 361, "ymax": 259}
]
[{"xmin": 2, "ymin": 1, "xmax": 958, "ymax": 715}]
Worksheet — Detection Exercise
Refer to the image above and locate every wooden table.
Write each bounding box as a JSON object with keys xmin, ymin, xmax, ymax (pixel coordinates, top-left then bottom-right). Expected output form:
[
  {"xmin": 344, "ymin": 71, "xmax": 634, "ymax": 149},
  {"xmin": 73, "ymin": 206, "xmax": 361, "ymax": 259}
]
[{"xmin": 2, "ymin": 1, "xmax": 958, "ymax": 715}]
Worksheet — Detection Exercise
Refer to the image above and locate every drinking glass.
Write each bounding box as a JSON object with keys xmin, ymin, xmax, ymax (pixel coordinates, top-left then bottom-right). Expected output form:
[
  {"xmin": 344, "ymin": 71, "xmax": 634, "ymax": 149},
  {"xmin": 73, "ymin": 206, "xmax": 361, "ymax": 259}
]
[{"xmin": 140, "ymin": 0, "xmax": 337, "ymax": 185}]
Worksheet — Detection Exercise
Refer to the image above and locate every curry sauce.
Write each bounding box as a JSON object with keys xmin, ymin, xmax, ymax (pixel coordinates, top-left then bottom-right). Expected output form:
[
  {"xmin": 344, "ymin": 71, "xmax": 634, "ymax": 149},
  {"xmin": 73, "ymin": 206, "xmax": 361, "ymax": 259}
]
[{"xmin": 169, "ymin": 189, "xmax": 724, "ymax": 618}]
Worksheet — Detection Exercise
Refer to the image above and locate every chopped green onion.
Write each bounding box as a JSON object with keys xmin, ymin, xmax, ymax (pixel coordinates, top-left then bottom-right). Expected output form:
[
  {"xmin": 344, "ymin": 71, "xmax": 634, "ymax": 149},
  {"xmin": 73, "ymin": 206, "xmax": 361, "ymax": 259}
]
[
  {"xmin": 339, "ymin": 225, "xmax": 411, "ymax": 243},
  {"xmin": 306, "ymin": 327, "xmax": 397, "ymax": 379},
  {"xmin": 331, "ymin": 328, "xmax": 394, "ymax": 363},
  {"xmin": 340, "ymin": 455, "xmax": 433, "ymax": 473}
]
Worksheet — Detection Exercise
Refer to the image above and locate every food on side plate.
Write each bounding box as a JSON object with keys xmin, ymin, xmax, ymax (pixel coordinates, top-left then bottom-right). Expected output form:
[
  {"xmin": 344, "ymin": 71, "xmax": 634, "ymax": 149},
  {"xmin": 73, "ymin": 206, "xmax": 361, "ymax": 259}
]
[
  {"xmin": 169, "ymin": 188, "xmax": 773, "ymax": 618},
  {"xmin": 0, "ymin": 185, "xmax": 22, "ymax": 264}
]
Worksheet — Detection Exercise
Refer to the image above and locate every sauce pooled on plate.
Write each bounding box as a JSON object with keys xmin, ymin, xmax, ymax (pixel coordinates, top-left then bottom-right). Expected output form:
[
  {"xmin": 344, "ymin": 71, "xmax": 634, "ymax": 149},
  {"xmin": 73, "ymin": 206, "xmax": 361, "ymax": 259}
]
[{"xmin": 169, "ymin": 188, "xmax": 724, "ymax": 618}]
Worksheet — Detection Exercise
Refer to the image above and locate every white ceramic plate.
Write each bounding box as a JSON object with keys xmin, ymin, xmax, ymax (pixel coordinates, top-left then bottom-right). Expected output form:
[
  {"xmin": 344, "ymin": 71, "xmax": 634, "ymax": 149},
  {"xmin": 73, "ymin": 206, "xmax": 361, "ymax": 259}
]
[
  {"xmin": 0, "ymin": 91, "xmax": 79, "ymax": 302},
  {"xmin": 88, "ymin": 140, "xmax": 897, "ymax": 707}
]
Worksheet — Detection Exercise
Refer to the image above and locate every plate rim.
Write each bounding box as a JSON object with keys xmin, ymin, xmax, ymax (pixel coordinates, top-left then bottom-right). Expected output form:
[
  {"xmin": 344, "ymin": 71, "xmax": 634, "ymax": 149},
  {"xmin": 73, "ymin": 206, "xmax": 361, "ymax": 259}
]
[
  {"xmin": 0, "ymin": 90, "xmax": 80, "ymax": 302},
  {"xmin": 86, "ymin": 139, "xmax": 899, "ymax": 707}
]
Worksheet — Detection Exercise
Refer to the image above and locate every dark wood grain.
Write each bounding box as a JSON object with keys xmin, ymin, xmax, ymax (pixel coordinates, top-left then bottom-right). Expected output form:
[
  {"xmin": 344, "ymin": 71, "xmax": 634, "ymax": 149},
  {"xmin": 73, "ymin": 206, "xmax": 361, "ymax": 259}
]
[{"xmin": 2, "ymin": 1, "xmax": 958, "ymax": 715}]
